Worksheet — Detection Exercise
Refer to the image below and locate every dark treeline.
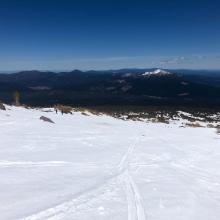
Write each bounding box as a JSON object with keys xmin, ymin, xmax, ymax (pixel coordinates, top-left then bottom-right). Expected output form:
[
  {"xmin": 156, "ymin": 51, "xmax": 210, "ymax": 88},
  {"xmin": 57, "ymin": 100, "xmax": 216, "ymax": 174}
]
[{"xmin": 0, "ymin": 69, "xmax": 219, "ymax": 110}]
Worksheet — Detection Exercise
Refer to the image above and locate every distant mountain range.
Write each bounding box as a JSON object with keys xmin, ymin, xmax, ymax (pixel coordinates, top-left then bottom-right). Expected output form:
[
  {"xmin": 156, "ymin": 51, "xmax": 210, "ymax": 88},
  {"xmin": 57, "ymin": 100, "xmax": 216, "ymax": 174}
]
[{"xmin": 0, "ymin": 69, "xmax": 219, "ymax": 107}]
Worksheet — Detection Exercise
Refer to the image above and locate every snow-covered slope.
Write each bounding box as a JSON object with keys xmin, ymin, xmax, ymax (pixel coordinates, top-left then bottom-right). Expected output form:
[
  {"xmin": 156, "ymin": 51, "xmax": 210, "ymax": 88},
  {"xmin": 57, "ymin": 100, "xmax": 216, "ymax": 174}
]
[
  {"xmin": 0, "ymin": 106, "xmax": 220, "ymax": 220},
  {"xmin": 142, "ymin": 69, "xmax": 173, "ymax": 76}
]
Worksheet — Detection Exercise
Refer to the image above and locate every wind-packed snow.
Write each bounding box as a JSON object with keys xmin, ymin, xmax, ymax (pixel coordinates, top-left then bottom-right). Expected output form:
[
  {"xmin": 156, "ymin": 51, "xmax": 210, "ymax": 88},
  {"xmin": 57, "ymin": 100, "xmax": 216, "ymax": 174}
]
[{"xmin": 0, "ymin": 106, "xmax": 220, "ymax": 220}]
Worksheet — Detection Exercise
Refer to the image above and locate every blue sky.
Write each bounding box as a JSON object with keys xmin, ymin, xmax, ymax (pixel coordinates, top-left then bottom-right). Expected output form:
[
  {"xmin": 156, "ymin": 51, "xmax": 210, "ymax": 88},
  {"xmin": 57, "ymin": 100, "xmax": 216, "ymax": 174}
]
[{"xmin": 0, "ymin": 0, "xmax": 220, "ymax": 70}]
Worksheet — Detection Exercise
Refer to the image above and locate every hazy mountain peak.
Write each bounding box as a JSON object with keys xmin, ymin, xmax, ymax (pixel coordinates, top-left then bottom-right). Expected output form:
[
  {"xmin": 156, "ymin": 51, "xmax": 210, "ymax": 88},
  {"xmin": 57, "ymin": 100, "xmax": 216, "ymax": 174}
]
[{"xmin": 142, "ymin": 69, "xmax": 172, "ymax": 76}]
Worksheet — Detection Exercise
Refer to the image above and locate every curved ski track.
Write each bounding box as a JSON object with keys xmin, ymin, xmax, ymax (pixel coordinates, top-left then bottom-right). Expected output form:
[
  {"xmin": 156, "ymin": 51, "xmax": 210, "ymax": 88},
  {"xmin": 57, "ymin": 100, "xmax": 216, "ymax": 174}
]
[{"xmin": 19, "ymin": 136, "xmax": 147, "ymax": 220}]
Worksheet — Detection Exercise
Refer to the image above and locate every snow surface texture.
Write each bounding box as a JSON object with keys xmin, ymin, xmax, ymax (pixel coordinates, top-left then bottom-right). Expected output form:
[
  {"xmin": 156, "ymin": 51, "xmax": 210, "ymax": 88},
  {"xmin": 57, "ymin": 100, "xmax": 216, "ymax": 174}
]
[{"xmin": 0, "ymin": 106, "xmax": 220, "ymax": 220}]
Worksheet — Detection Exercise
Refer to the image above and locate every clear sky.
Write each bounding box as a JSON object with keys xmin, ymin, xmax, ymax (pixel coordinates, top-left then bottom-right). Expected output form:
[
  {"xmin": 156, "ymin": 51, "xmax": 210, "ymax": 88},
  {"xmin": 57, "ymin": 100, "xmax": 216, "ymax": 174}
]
[{"xmin": 0, "ymin": 0, "xmax": 220, "ymax": 70}]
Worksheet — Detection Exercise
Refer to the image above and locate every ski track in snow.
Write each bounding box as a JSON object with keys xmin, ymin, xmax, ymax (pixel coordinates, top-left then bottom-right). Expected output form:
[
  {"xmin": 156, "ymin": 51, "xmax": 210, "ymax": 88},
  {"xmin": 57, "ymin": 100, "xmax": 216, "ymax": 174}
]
[
  {"xmin": 19, "ymin": 136, "xmax": 146, "ymax": 220},
  {"xmin": 118, "ymin": 137, "xmax": 147, "ymax": 220},
  {"xmin": 121, "ymin": 171, "xmax": 146, "ymax": 220},
  {"xmin": 1, "ymin": 106, "xmax": 220, "ymax": 220},
  {"xmin": 19, "ymin": 173, "xmax": 119, "ymax": 220},
  {"xmin": 0, "ymin": 161, "xmax": 70, "ymax": 168},
  {"xmin": 0, "ymin": 161, "xmax": 105, "ymax": 168}
]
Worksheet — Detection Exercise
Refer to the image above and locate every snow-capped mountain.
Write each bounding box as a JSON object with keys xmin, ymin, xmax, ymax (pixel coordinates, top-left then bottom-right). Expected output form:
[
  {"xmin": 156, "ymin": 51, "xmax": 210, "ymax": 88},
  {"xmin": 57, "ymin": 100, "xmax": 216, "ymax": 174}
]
[
  {"xmin": 142, "ymin": 69, "xmax": 173, "ymax": 76},
  {"xmin": 0, "ymin": 69, "xmax": 220, "ymax": 107}
]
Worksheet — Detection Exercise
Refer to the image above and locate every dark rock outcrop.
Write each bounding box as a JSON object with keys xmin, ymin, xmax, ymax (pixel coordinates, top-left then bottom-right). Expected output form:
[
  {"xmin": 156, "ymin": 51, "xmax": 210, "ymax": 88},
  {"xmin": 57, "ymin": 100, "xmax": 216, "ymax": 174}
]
[
  {"xmin": 0, "ymin": 102, "xmax": 6, "ymax": 110},
  {"xmin": 40, "ymin": 116, "xmax": 55, "ymax": 124}
]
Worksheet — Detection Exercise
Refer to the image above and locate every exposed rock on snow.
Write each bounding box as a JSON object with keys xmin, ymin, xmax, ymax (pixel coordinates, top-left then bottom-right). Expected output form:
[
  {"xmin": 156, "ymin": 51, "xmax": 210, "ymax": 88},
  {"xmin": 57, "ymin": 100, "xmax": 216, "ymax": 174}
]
[
  {"xmin": 0, "ymin": 102, "xmax": 6, "ymax": 110},
  {"xmin": 217, "ymin": 125, "xmax": 220, "ymax": 134},
  {"xmin": 40, "ymin": 116, "xmax": 55, "ymax": 123}
]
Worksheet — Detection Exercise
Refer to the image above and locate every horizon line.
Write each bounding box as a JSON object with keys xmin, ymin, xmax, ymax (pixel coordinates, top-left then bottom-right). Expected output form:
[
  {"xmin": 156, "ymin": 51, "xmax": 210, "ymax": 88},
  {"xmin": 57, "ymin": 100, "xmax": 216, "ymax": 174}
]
[{"xmin": 0, "ymin": 67, "xmax": 220, "ymax": 74}]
